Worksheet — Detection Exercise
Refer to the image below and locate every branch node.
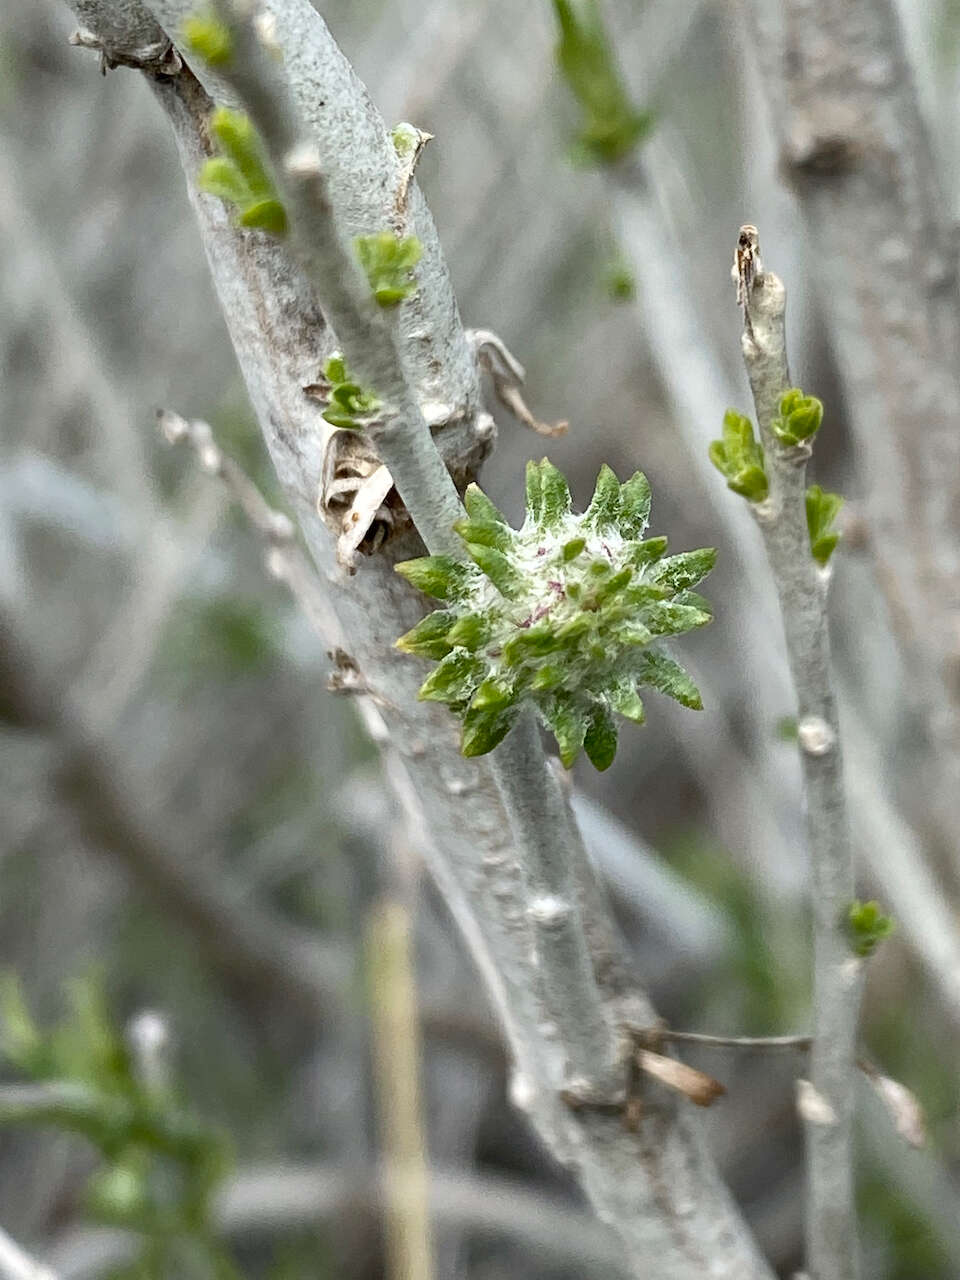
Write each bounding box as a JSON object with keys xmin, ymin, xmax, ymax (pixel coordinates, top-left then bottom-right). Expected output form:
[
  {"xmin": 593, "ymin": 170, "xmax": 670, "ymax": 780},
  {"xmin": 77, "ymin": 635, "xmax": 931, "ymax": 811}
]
[
  {"xmin": 796, "ymin": 1078, "xmax": 837, "ymax": 1127},
  {"xmin": 797, "ymin": 715, "xmax": 836, "ymax": 756}
]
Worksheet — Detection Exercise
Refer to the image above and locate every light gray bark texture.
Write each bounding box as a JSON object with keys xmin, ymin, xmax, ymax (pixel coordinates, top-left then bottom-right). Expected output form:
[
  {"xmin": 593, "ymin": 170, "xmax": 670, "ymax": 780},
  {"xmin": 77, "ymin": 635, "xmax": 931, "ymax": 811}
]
[
  {"xmin": 746, "ymin": 0, "xmax": 960, "ymax": 793},
  {"xmin": 59, "ymin": 1, "xmax": 776, "ymax": 1274},
  {"xmin": 739, "ymin": 261, "xmax": 863, "ymax": 1280}
]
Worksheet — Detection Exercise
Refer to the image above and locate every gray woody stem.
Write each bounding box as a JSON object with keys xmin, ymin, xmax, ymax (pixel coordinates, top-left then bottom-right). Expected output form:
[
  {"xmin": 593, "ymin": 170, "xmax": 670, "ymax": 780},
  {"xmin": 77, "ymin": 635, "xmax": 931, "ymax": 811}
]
[
  {"xmin": 738, "ymin": 242, "xmax": 863, "ymax": 1280},
  {"xmin": 59, "ymin": 1, "xmax": 776, "ymax": 1272},
  {"xmin": 204, "ymin": 0, "xmax": 613, "ymax": 1092},
  {"xmin": 208, "ymin": 0, "xmax": 462, "ymax": 558}
]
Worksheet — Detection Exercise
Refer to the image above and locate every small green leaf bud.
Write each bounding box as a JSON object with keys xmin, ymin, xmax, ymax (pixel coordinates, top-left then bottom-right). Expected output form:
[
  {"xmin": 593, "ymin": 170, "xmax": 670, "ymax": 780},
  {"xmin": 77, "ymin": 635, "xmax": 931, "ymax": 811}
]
[
  {"xmin": 182, "ymin": 13, "xmax": 233, "ymax": 65},
  {"xmin": 846, "ymin": 899, "xmax": 896, "ymax": 958}
]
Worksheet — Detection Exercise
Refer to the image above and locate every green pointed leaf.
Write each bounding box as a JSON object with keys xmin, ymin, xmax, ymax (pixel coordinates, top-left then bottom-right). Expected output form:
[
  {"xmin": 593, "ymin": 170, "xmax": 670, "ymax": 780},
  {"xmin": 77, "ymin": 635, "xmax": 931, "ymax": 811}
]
[
  {"xmin": 672, "ymin": 589, "xmax": 712, "ymax": 615},
  {"xmin": 711, "ymin": 409, "xmax": 769, "ymax": 501},
  {"xmin": 544, "ymin": 695, "xmax": 588, "ymax": 768},
  {"xmin": 446, "ymin": 613, "xmax": 492, "ymax": 651},
  {"xmin": 651, "ymin": 548, "xmax": 717, "ymax": 594},
  {"xmin": 806, "ymin": 484, "xmax": 844, "ymax": 567},
  {"xmin": 373, "ymin": 285, "xmax": 409, "ymax": 306},
  {"xmin": 584, "ymin": 702, "xmax": 618, "ymax": 770},
  {"xmin": 637, "ymin": 651, "xmax": 702, "ymax": 709},
  {"xmin": 708, "ymin": 439, "xmax": 729, "ymax": 473},
  {"xmin": 324, "ymin": 354, "xmax": 348, "ymax": 384},
  {"xmin": 627, "ymin": 536, "xmax": 668, "ymax": 568},
  {"xmin": 395, "ymin": 610, "xmax": 457, "ymax": 659},
  {"xmin": 592, "ymin": 565, "xmax": 633, "ymax": 604},
  {"xmin": 210, "ymin": 107, "xmax": 274, "ymax": 199},
  {"xmin": 453, "ymin": 518, "xmax": 512, "ymax": 551},
  {"xmin": 773, "ymin": 388, "xmax": 823, "ymax": 445},
  {"xmin": 811, "ymin": 531, "xmax": 840, "ymax": 566},
  {"xmin": 471, "ymin": 678, "xmax": 515, "ymax": 711},
  {"xmin": 562, "ymin": 536, "xmax": 586, "ymax": 562},
  {"xmin": 620, "ymin": 622, "xmax": 653, "ymax": 648},
  {"xmin": 530, "ymin": 664, "xmax": 564, "ymax": 692},
  {"xmin": 608, "ymin": 682, "xmax": 645, "ymax": 724},
  {"xmin": 552, "ymin": 0, "xmax": 654, "ymax": 165},
  {"xmin": 727, "ymin": 466, "xmax": 769, "ymax": 502},
  {"xmin": 618, "ymin": 470, "xmax": 652, "ymax": 538},
  {"xmin": 322, "ymin": 409, "xmax": 363, "ymax": 430},
  {"xmin": 239, "ymin": 198, "xmax": 288, "ymax": 235},
  {"xmin": 463, "ymin": 483, "xmax": 506, "ymax": 524},
  {"xmin": 466, "ymin": 545, "xmax": 522, "ymax": 598},
  {"xmin": 419, "ymin": 650, "xmax": 484, "ymax": 703},
  {"xmin": 645, "ymin": 600, "xmax": 712, "ymax": 636},
  {"xmin": 182, "ymin": 14, "xmax": 233, "ymax": 65},
  {"xmin": 537, "ymin": 459, "xmax": 572, "ymax": 528},
  {"xmin": 555, "ymin": 614, "xmax": 592, "ymax": 644},
  {"xmin": 198, "ymin": 157, "xmax": 250, "ymax": 205},
  {"xmin": 461, "ymin": 703, "xmax": 516, "ymax": 756},
  {"xmin": 584, "ymin": 464, "xmax": 621, "ymax": 530},
  {"xmin": 503, "ymin": 625, "xmax": 561, "ymax": 667},
  {"xmin": 622, "ymin": 582, "xmax": 669, "ymax": 608},
  {"xmin": 524, "ymin": 459, "xmax": 545, "ymax": 524},
  {"xmin": 395, "ymin": 555, "xmax": 473, "ymax": 601}
]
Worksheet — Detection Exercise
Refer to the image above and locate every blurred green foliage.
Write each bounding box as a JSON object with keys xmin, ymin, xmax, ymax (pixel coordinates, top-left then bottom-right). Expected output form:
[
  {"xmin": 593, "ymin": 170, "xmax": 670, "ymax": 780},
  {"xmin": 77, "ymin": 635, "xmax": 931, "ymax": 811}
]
[
  {"xmin": 0, "ymin": 973, "xmax": 238, "ymax": 1278},
  {"xmin": 859, "ymin": 1173, "xmax": 951, "ymax": 1280},
  {"xmin": 667, "ymin": 833, "xmax": 809, "ymax": 1033},
  {"xmin": 160, "ymin": 597, "xmax": 281, "ymax": 677},
  {"xmin": 551, "ymin": 0, "xmax": 653, "ymax": 164}
]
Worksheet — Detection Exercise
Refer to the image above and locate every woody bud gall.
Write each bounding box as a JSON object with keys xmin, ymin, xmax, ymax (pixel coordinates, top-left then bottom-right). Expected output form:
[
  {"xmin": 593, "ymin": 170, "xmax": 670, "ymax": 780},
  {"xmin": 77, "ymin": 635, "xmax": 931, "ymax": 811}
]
[{"xmin": 394, "ymin": 460, "xmax": 715, "ymax": 770}]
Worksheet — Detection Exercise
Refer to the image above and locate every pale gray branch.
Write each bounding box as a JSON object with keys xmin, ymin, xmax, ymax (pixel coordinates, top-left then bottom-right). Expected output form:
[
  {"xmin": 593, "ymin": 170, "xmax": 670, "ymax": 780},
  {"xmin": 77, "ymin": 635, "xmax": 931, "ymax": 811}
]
[
  {"xmin": 197, "ymin": 0, "xmax": 615, "ymax": 1095},
  {"xmin": 738, "ymin": 242, "xmax": 862, "ymax": 1280}
]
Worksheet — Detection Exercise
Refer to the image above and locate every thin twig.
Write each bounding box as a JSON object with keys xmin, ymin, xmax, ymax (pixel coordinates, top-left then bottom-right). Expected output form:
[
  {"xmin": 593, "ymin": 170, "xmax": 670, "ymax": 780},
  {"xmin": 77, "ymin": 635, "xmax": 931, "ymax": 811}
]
[
  {"xmin": 736, "ymin": 228, "xmax": 862, "ymax": 1280},
  {"xmin": 744, "ymin": 0, "xmax": 960, "ymax": 793},
  {"xmin": 208, "ymin": 0, "xmax": 463, "ymax": 558}
]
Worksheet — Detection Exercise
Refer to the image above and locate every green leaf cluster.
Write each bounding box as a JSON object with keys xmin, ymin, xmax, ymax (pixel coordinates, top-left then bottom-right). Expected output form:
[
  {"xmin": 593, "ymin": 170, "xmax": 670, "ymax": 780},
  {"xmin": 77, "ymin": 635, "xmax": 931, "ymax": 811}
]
[
  {"xmin": 354, "ymin": 231, "xmax": 422, "ymax": 307},
  {"xmin": 771, "ymin": 387, "xmax": 824, "ymax": 446},
  {"xmin": 603, "ymin": 257, "xmax": 636, "ymax": 302},
  {"xmin": 806, "ymin": 484, "xmax": 844, "ymax": 567},
  {"xmin": 0, "ymin": 974, "xmax": 233, "ymax": 1269},
  {"xmin": 846, "ymin": 899, "xmax": 895, "ymax": 957},
  {"xmin": 552, "ymin": 0, "xmax": 653, "ymax": 164},
  {"xmin": 395, "ymin": 460, "xmax": 714, "ymax": 770},
  {"xmin": 182, "ymin": 12, "xmax": 233, "ymax": 65},
  {"xmin": 199, "ymin": 107, "xmax": 288, "ymax": 236},
  {"xmin": 709, "ymin": 409, "xmax": 769, "ymax": 501},
  {"xmin": 317, "ymin": 352, "xmax": 382, "ymax": 430}
]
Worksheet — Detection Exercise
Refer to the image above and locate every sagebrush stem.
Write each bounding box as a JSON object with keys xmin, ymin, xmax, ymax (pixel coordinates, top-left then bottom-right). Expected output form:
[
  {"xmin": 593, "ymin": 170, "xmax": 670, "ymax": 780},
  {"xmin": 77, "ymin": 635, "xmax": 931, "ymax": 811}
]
[{"xmin": 741, "ymin": 264, "xmax": 862, "ymax": 1280}]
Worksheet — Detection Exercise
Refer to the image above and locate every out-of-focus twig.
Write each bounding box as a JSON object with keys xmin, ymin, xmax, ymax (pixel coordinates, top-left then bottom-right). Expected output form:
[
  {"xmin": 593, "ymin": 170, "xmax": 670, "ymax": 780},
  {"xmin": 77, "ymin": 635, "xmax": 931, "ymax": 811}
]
[
  {"xmin": 0, "ymin": 1225, "xmax": 58, "ymax": 1280},
  {"xmin": 50, "ymin": 1159, "xmax": 634, "ymax": 1280},
  {"xmin": 366, "ymin": 901, "xmax": 434, "ymax": 1280}
]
